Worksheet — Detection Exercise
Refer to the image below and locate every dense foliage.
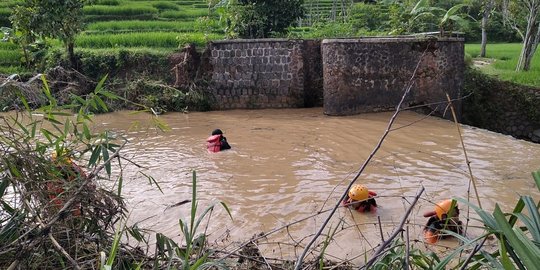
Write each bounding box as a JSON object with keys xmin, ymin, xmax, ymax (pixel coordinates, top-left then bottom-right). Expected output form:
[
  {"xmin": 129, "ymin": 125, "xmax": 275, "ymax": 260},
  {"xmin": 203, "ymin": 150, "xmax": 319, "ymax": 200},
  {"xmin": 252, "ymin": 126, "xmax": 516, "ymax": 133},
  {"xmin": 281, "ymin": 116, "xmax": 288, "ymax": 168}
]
[{"xmin": 233, "ymin": 0, "xmax": 305, "ymax": 38}]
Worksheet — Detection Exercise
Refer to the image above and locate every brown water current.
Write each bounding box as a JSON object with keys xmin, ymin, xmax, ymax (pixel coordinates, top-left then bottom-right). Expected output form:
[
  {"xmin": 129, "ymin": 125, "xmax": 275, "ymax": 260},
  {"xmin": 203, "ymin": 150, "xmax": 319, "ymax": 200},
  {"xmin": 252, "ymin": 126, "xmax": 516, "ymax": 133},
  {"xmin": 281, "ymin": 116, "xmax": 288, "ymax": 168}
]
[{"xmin": 93, "ymin": 108, "xmax": 540, "ymax": 262}]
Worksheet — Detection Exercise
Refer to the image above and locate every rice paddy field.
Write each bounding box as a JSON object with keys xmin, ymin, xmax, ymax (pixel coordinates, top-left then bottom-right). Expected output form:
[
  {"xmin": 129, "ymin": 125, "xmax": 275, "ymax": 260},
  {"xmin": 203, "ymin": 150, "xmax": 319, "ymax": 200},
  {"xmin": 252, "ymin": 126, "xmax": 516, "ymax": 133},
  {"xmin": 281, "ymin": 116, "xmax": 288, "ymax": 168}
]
[
  {"xmin": 465, "ymin": 43, "xmax": 540, "ymax": 87},
  {"xmin": 0, "ymin": 0, "xmax": 224, "ymax": 73},
  {"xmin": 0, "ymin": 0, "xmax": 346, "ymax": 74}
]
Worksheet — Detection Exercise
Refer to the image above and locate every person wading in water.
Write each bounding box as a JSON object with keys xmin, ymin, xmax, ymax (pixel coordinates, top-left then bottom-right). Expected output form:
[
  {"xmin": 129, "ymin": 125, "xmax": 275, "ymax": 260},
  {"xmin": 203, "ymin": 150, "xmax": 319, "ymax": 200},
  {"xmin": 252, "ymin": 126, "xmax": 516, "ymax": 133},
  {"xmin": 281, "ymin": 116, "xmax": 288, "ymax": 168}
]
[
  {"xmin": 342, "ymin": 184, "xmax": 378, "ymax": 212},
  {"xmin": 207, "ymin": 129, "xmax": 231, "ymax": 153}
]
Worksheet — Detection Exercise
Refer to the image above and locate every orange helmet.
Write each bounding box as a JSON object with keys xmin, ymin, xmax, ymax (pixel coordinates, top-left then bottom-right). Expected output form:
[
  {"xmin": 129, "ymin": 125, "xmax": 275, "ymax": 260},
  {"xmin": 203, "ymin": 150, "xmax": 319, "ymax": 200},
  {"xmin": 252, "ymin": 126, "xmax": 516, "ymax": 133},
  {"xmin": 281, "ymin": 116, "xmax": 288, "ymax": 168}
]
[
  {"xmin": 348, "ymin": 184, "xmax": 369, "ymax": 201},
  {"xmin": 434, "ymin": 199, "xmax": 457, "ymax": 220}
]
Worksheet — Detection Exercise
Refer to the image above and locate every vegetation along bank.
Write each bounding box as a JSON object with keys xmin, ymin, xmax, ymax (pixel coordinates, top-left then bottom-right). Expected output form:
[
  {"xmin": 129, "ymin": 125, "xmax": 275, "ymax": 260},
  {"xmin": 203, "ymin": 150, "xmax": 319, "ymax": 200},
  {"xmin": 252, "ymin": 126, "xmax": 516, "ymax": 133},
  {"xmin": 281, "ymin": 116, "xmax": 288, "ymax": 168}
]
[{"xmin": 1, "ymin": 0, "xmax": 540, "ymax": 269}]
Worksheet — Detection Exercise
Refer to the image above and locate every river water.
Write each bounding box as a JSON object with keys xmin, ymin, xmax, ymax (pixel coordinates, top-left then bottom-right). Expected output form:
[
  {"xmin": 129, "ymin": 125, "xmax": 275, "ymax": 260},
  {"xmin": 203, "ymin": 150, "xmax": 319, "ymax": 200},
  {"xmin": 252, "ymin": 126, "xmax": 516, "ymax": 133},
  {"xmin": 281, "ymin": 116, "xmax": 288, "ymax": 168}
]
[{"xmin": 93, "ymin": 108, "xmax": 540, "ymax": 262}]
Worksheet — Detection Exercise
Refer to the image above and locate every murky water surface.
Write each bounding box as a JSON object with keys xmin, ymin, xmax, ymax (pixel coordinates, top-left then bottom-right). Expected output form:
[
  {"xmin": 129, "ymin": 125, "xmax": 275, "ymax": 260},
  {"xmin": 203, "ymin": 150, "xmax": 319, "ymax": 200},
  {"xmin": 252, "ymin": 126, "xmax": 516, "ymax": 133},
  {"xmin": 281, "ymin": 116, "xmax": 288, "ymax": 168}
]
[{"xmin": 93, "ymin": 108, "xmax": 540, "ymax": 261}]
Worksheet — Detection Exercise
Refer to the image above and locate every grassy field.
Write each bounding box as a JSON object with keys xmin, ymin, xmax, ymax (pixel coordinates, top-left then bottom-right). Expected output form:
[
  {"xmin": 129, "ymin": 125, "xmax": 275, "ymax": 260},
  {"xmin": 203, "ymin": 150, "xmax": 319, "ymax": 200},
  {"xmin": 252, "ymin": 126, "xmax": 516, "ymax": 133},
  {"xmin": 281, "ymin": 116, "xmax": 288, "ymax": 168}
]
[
  {"xmin": 0, "ymin": 0, "xmax": 346, "ymax": 74},
  {"xmin": 0, "ymin": 0, "xmax": 221, "ymax": 73},
  {"xmin": 465, "ymin": 43, "xmax": 540, "ymax": 87}
]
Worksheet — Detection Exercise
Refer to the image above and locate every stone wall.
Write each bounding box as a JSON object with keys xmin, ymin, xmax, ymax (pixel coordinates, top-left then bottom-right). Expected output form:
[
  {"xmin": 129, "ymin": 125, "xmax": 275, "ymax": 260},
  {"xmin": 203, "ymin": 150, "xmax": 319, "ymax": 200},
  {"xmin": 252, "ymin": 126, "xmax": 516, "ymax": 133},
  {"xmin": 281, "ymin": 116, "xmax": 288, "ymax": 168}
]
[
  {"xmin": 462, "ymin": 68, "xmax": 540, "ymax": 142},
  {"xmin": 322, "ymin": 37, "xmax": 464, "ymax": 119},
  {"xmin": 203, "ymin": 39, "xmax": 316, "ymax": 109}
]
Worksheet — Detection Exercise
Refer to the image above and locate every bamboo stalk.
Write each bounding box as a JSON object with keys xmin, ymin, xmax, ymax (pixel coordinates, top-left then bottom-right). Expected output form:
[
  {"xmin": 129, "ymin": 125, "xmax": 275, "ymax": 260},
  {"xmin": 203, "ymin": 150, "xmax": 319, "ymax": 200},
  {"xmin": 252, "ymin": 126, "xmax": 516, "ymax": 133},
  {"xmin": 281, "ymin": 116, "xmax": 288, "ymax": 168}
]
[{"xmin": 445, "ymin": 93, "xmax": 482, "ymax": 209}]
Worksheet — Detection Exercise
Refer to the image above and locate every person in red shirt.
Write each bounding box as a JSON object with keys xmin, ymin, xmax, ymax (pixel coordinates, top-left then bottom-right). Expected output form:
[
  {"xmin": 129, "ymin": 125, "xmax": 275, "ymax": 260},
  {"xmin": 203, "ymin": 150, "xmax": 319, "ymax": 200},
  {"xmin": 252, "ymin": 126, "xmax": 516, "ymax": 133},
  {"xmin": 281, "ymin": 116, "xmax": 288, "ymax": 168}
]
[{"xmin": 206, "ymin": 129, "xmax": 231, "ymax": 153}]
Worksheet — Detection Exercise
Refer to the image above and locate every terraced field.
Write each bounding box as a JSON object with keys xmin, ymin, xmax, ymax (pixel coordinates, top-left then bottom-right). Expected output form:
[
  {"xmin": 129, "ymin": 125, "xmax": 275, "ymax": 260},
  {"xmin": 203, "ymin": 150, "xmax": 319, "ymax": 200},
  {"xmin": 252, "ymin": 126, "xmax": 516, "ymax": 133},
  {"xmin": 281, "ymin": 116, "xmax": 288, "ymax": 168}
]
[
  {"xmin": 0, "ymin": 0, "xmax": 223, "ymax": 73},
  {"xmin": 0, "ymin": 0, "xmax": 343, "ymax": 73}
]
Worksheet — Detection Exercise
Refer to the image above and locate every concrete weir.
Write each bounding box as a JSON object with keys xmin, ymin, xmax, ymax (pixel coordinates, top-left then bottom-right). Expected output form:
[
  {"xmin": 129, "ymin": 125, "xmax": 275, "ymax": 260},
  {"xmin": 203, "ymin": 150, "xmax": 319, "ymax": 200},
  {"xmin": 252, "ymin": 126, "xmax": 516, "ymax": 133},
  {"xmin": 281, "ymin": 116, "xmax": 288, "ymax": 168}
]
[
  {"xmin": 321, "ymin": 37, "xmax": 465, "ymax": 118},
  {"xmin": 176, "ymin": 37, "xmax": 465, "ymax": 117}
]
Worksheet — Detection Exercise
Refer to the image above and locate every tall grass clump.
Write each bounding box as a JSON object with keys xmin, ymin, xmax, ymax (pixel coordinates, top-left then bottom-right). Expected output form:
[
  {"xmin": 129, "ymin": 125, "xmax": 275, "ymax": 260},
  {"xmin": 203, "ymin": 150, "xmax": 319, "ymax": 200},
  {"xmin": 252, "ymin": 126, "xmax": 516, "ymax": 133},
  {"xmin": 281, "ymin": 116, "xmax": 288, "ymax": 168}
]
[
  {"xmin": 0, "ymin": 75, "xmax": 135, "ymax": 269},
  {"xmin": 151, "ymin": 171, "xmax": 232, "ymax": 269}
]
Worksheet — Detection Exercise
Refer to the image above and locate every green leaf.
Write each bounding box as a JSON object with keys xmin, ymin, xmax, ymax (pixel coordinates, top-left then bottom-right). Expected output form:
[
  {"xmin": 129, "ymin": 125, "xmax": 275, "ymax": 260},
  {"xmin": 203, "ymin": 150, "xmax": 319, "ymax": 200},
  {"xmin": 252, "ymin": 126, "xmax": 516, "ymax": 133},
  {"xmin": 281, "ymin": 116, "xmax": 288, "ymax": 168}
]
[
  {"xmin": 94, "ymin": 74, "xmax": 108, "ymax": 93},
  {"xmin": 100, "ymin": 90, "xmax": 120, "ymax": 99},
  {"xmin": 499, "ymin": 236, "xmax": 517, "ymax": 270},
  {"xmin": 411, "ymin": 0, "xmax": 429, "ymax": 14},
  {"xmin": 40, "ymin": 128, "xmax": 57, "ymax": 143},
  {"xmin": 509, "ymin": 197, "xmax": 525, "ymax": 227},
  {"xmin": 88, "ymin": 145, "xmax": 101, "ymax": 167},
  {"xmin": 102, "ymin": 143, "xmax": 111, "ymax": 176},
  {"xmin": 190, "ymin": 253, "xmax": 210, "ymax": 270},
  {"xmin": 493, "ymin": 205, "xmax": 539, "ymax": 270},
  {"xmin": 532, "ymin": 169, "xmax": 540, "ymax": 192},
  {"xmin": 82, "ymin": 123, "xmax": 91, "ymax": 140},
  {"xmin": 140, "ymin": 172, "xmax": 163, "ymax": 193},
  {"xmin": 442, "ymin": 4, "xmax": 466, "ymax": 23},
  {"xmin": 16, "ymin": 91, "xmax": 30, "ymax": 112},
  {"xmin": 106, "ymin": 227, "xmax": 122, "ymax": 267},
  {"xmin": 95, "ymin": 96, "xmax": 108, "ymax": 112},
  {"xmin": 0, "ymin": 178, "xmax": 9, "ymax": 198}
]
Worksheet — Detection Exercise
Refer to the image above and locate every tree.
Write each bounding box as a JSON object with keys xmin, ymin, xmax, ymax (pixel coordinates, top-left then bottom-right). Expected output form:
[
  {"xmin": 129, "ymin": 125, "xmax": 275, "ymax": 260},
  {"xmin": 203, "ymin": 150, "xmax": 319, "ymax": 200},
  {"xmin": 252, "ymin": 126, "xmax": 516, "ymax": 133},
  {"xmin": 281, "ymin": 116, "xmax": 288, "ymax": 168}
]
[
  {"xmin": 399, "ymin": 0, "xmax": 469, "ymax": 36},
  {"xmin": 233, "ymin": 0, "xmax": 305, "ymax": 38},
  {"xmin": 501, "ymin": 0, "xmax": 540, "ymax": 71},
  {"xmin": 480, "ymin": 0, "xmax": 495, "ymax": 57},
  {"xmin": 11, "ymin": 0, "xmax": 94, "ymax": 68}
]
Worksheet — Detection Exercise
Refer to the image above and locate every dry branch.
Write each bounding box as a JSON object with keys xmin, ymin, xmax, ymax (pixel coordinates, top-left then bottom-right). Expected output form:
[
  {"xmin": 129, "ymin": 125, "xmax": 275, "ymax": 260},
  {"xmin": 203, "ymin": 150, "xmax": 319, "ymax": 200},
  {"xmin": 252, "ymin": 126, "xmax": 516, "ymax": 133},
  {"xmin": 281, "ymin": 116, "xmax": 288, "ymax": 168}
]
[
  {"xmin": 294, "ymin": 42, "xmax": 433, "ymax": 270},
  {"xmin": 360, "ymin": 187, "xmax": 424, "ymax": 269}
]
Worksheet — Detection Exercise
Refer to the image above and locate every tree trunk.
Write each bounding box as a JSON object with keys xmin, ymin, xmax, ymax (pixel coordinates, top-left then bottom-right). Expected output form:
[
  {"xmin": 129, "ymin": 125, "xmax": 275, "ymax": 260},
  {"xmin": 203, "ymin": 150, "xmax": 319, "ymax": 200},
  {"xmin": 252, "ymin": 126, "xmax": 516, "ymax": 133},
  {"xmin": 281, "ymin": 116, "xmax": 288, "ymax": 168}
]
[
  {"xmin": 480, "ymin": 0, "xmax": 494, "ymax": 57},
  {"xmin": 516, "ymin": 1, "xmax": 540, "ymax": 71},
  {"xmin": 522, "ymin": 22, "xmax": 540, "ymax": 70},
  {"xmin": 67, "ymin": 41, "xmax": 76, "ymax": 69},
  {"xmin": 331, "ymin": 0, "xmax": 337, "ymax": 22}
]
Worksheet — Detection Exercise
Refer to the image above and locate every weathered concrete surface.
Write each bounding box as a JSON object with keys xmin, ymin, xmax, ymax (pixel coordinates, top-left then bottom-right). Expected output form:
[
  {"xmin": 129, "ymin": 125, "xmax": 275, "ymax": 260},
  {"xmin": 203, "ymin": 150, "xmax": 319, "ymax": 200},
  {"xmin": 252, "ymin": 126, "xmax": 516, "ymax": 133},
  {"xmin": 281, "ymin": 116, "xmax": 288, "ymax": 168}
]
[
  {"xmin": 203, "ymin": 39, "xmax": 310, "ymax": 109},
  {"xmin": 322, "ymin": 37, "xmax": 464, "ymax": 119}
]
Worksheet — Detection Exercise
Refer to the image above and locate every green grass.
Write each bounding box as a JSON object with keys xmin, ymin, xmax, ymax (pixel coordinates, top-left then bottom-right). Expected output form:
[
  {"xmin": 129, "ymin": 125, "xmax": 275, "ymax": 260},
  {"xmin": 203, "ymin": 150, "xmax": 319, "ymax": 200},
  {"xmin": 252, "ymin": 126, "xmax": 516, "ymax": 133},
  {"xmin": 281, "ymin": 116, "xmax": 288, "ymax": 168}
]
[
  {"xmin": 0, "ymin": 50, "xmax": 21, "ymax": 65},
  {"xmin": 85, "ymin": 20, "xmax": 219, "ymax": 33},
  {"xmin": 0, "ymin": 42, "xmax": 18, "ymax": 50},
  {"xmin": 465, "ymin": 43, "xmax": 540, "ymax": 87},
  {"xmin": 151, "ymin": 1, "xmax": 179, "ymax": 10},
  {"xmin": 83, "ymin": 5, "xmax": 159, "ymax": 16},
  {"xmin": 76, "ymin": 32, "xmax": 222, "ymax": 48},
  {"xmin": 160, "ymin": 9, "xmax": 209, "ymax": 20}
]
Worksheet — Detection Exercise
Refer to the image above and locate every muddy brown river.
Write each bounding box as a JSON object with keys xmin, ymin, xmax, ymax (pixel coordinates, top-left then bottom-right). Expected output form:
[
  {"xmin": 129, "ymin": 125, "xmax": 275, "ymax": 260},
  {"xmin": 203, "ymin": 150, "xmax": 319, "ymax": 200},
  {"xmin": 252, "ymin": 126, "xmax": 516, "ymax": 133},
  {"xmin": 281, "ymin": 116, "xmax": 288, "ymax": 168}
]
[{"xmin": 93, "ymin": 108, "xmax": 540, "ymax": 262}]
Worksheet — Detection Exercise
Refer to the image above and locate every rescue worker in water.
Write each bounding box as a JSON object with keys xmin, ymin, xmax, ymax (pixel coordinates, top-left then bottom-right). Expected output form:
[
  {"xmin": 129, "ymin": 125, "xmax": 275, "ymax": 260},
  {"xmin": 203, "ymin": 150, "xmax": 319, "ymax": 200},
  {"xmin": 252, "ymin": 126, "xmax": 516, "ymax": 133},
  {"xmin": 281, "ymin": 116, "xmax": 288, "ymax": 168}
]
[
  {"xmin": 207, "ymin": 129, "xmax": 231, "ymax": 152},
  {"xmin": 423, "ymin": 199, "xmax": 463, "ymax": 244},
  {"xmin": 342, "ymin": 184, "xmax": 378, "ymax": 212},
  {"xmin": 47, "ymin": 150, "xmax": 88, "ymax": 216}
]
